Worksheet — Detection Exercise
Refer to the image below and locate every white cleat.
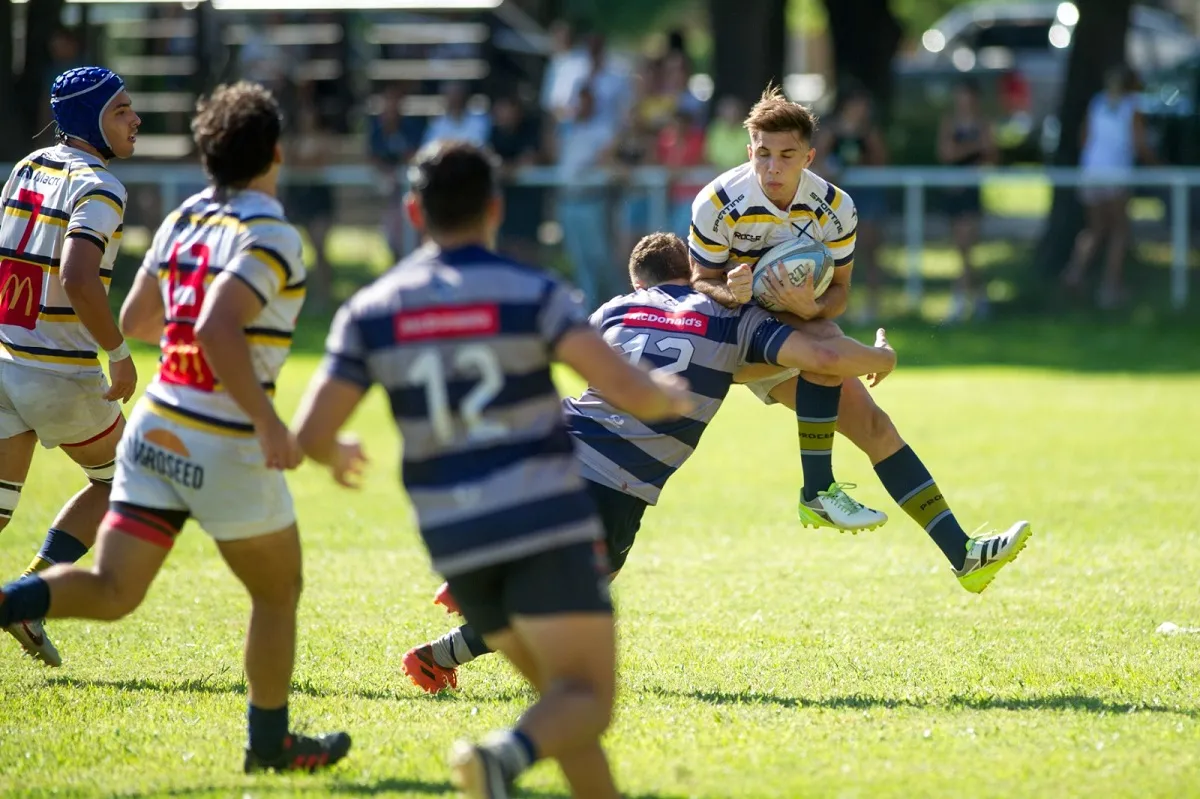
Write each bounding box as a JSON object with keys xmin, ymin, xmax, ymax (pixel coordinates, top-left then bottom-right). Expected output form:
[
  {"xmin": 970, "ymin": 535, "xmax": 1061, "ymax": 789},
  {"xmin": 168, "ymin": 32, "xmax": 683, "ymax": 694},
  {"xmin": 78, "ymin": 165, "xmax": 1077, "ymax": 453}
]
[
  {"xmin": 797, "ymin": 482, "xmax": 888, "ymax": 533},
  {"xmin": 6, "ymin": 619, "xmax": 62, "ymax": 667},
  {"xmin": 955, "ymin": 521, "xmax": 1033, "ymax": 594}
]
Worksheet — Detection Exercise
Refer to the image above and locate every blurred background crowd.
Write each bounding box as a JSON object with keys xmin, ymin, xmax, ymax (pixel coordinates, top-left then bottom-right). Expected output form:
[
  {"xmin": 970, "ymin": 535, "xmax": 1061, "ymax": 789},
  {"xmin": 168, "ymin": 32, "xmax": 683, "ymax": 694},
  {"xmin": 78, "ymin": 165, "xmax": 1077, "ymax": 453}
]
[{"xmin": 2, "ymin": 0, "xmax": 1198, "ymax": 321}]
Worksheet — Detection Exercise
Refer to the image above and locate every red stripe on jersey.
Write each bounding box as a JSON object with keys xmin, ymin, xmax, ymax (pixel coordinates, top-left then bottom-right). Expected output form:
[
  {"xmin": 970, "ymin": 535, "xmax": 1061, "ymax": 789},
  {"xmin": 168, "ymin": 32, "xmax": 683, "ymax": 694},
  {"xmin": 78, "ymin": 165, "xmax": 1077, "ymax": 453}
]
[
  {"xmin": 393, "ymin": 304, "xmax": 500, "ymax": 341},
  {"xmin": 621, "ymin": 306, "xmax": 710, "ymax": 335}
]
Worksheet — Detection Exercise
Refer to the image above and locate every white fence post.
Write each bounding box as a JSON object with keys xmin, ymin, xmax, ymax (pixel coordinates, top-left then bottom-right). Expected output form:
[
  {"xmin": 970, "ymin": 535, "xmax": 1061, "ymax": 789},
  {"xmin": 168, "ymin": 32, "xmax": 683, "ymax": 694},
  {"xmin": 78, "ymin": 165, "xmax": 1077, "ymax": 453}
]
[
  {"xmin": 904, "ymin": 179, "xmax": 925, "ymax": 308},
  {"xmin": 1170, "ymin": 177, "xmax": 1190, "ymax": 311}
]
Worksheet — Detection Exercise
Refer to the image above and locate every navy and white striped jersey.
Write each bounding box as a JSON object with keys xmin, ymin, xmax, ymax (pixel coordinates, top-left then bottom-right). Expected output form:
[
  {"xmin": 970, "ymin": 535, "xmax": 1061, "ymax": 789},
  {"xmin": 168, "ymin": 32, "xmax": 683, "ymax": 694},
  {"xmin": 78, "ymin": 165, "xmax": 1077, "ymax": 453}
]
[
  {"xmin": 322, "ymin": 244, "xmax": 603, "ymax": 577},
  {"xmin": 564, "ymin": 284, "xmax": 791, "ymax": 504}
]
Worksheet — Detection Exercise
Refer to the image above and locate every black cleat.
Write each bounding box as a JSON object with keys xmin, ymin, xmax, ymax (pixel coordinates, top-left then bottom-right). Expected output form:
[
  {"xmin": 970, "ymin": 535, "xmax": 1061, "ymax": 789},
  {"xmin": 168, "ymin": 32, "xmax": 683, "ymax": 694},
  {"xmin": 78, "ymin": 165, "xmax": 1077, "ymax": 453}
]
[{"xmin": 243, "ymin": 731, "xmax": 352, "ymax": 774}]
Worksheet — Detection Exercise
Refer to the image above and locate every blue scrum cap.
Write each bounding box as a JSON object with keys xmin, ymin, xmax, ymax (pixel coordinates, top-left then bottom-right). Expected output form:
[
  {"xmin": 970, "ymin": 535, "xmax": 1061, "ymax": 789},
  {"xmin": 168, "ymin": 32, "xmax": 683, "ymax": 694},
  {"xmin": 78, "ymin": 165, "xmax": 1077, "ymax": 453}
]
[{"xmin": 50, "ymin": 67, "xmax": 127, "ymax": 158}]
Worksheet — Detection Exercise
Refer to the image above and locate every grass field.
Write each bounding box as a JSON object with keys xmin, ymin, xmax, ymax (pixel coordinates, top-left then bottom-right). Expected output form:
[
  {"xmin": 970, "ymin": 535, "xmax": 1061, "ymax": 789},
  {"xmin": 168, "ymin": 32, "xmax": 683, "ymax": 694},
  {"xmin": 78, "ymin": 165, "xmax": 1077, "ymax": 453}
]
[{"xmin": 2, "ymin": 320, "xmax": 1200, "ymax": 798}]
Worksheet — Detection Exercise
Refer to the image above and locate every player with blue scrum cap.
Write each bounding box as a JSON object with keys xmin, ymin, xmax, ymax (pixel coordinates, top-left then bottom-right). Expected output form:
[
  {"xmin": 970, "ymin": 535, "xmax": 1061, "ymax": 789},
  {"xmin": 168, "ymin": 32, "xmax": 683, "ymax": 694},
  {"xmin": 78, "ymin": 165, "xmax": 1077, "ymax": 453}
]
[
  {"xmin": 0, "ymin": 67, "xmax": 141, "ymax": 665},
  {"xmin": 689, "ymin": 84, "xmax": 1031, "ymax": 593}
]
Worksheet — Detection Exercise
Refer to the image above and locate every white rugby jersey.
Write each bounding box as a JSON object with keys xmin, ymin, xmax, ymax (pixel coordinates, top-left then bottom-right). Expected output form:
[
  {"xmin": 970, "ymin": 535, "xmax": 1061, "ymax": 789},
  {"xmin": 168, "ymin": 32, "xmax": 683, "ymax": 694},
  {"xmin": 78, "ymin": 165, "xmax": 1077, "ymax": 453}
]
[
  {"xmin": 0, "ymin": 144, "xmax": 127, "ymax": 374},
  {"xmin": 688, "ymin": 162, "xmax": 857, "ymax": 272},
  {"xmin": 140, "ymin": 188, "xmax": 306, "ymax": 437}
]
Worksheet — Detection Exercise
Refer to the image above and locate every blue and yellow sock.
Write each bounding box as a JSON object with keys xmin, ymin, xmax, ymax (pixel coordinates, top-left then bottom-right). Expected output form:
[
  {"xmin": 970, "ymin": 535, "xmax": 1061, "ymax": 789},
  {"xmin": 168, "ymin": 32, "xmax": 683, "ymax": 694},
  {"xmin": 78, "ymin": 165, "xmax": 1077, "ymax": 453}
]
[
  {"xmin": 23, "ymin": 528, "xmax": 89, "ymax": 576},
  {"xmin": 796, "ymin": 377, "xmax": 841, "ymax": 502},
  {"xmin": 874, "ymin": 445, "xmax": 970, "ymax": 569},
  {"xmin": 0, "ymin": 575, "xmax": 51, "ymax": 627}
]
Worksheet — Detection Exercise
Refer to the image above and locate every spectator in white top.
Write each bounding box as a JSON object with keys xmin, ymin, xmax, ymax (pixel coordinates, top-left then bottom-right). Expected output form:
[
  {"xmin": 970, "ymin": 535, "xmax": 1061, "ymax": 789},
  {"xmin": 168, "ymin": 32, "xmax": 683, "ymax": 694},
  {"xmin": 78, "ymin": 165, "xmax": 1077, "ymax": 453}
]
[
  {"xmin": 554, "ymin": 84, "xmax": 616, "ymax": 308},
  {"xmin": 1063, "ymin": 64, "xmax": 1158, "ymax": 309},
  {"xmin": 540, "ymin": 20, "xmax": 590, "ymax": 122},
  {"xmin": 571, "ymin": 34, "xmax": 631, "ymax": 129},
  {"xmin": 422, "ymin": 82, "xmax": 491, "ymax": 149}
]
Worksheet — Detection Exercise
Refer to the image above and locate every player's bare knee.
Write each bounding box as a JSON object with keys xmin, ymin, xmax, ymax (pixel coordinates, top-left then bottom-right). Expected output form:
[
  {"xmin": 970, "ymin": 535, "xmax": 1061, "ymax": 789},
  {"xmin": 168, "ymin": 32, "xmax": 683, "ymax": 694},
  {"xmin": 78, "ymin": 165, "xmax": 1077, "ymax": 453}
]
[
  {"xmin": 97, "ymin": 571, "xmax": 149, "ymax": 620},
  {"xmin": 799, "ymin": 371, "xmax": 842, "ymax": 387}
]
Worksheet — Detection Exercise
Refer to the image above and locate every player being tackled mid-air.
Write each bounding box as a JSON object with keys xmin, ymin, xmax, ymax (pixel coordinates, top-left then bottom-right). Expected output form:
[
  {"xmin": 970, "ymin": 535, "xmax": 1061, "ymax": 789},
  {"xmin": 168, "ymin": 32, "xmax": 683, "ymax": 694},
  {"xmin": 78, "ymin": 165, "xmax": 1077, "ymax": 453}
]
[
  {"xmin": 0, "ymin": 67, "xmax": 141, "ymax": 666},
  {"xmin": 401, "ymin": 231, "xmax": 899, "ymax": 695},
  {"xmin": 689, "ymin": 84, "xmax": 1031, "ymax": 592},
  {"xmin": 0, "ymin": 82, "xmax": 350, "ymax": 773}
]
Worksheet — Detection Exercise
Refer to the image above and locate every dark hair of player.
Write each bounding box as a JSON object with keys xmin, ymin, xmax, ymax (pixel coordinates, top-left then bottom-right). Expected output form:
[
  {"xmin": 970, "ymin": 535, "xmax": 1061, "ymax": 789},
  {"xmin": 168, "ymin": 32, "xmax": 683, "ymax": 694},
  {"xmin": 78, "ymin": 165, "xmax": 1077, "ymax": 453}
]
[
  {"xmin": 628, "ymin": 232, "xmax": 690, "ymax": 287},
  {"xmin": 407, "ymin": 140, "xmax": 499, "ymax": 235},
  {"xmin": 744, "ymin": 82, "xmax": 819, "ymax": 144},
  {"xmin": 191, "ymin": 81, "xmax": 282, "ymax": 188}
]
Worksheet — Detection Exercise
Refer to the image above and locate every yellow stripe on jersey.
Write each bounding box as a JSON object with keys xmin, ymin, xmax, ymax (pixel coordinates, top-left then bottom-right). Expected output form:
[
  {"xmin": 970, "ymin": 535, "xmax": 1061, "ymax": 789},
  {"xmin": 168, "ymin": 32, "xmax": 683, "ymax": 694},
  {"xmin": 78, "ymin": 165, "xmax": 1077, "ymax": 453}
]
[
  {"xmin": 829, "ymin": 186, "xmax": 845, "ymax": 211},
  {"xmin": 245, "ymin": 331, "xmax": 293, "ymax": 348},
  {"xmin": 688, "ymin": 229, "xmax": 725, "ymax": 254},
  {"xmin": 789, "ymin": 208, "xmax": 817, "ymax": 224},
  {"xmin": 78, "ymin": 190, "xmax": 124, "ymax": 216},
  {"xmin": 38, "ymin": 307, "xmax": 79, "ymax": 323},
  {"xmin": 246, "ymin": 246, "xmax": 290, "ymax": 288},
  {"xmin": 144, "ymin": 397, "xmax": 256, "ymax": 439},
  {"xmin": 280, "ymin": 284, "xmax": 306, "ymax": 299},
  {"xmin": 17, "ymin": 158, "xmax": 68, "ymax": 178},
  {"xmin": 830, "ymin": 228, "xmax": 857, "ymax": 248},
  {"xmin": 3, "ymin": 206, "xmax": 68, "ymax": 229},
  {"xmin": 738, "ymin": 213, "xmax": 782, "ymax": 225},
  {"xmin": 0, "ymin": 341, "xmax": 98, "ymax": 367}
]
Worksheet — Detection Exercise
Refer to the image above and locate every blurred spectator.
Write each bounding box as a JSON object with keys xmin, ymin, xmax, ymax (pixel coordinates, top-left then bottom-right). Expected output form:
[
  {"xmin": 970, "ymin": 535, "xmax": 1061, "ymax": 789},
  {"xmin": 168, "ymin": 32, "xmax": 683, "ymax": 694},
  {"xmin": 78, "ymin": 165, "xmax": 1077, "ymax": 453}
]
[
  {"xmin": 937, "ymin": 79, "xmax": 998, "ymax": 322},
  {"xmin": 540, "ymin": 20, "xmax": 590, "ymax": 122},
  {"xmin": 368, "ymin": 84, "xmax": 421, "ymax": 258},
  {"xmin": 656, "ymin": 109, "xmax": 707, "ymax": 237},
  {"xmin": 814, "ymin": 88, "xmax": 888, "ymax": 323},
  {"xmin": 572, "ymin": 34, "xmax": 631, "ymax": 129},
  {"xmin": 1062, "ymin": 64, "xmax": 1159, "ymax": 309},
  {"xmin": 705, "ymin": 96, "xmax": 749, "ymax": 171},
  {"xmin": 632, "ymin": 56, "xmax": 676, "ymax": 132},
  {"xmin": 287, "ymin": 90, "xmax": 336, "ymax": 310},
  {"xmin": 661, "ymin": 51, "xmax": 705, "ymax": 122},
  {"xmin": 489, "ymin": 96, "xmax": 542, "ymax": 262},
  {"xmin": 238, "ymin": 15, "xmax": 289, "ymax": 96},
  {"xmin": 615, "ymin": 57, "xmax": 663, "ymax": 263},
  {"xmin": 423, "ymin": 82, "xmax": 491, "ymax": 148},
  {"xmin": 554, "ymin": 85, "xmax": 616, "ymax": 307}
]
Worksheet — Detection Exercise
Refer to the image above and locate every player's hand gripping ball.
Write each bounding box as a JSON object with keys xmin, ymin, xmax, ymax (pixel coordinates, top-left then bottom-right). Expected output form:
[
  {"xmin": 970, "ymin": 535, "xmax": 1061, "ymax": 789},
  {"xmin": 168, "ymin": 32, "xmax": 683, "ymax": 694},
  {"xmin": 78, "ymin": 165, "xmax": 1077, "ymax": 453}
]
[{"xmin": 751, "ymin": 239, "xmax": 836, "ymax": 312}]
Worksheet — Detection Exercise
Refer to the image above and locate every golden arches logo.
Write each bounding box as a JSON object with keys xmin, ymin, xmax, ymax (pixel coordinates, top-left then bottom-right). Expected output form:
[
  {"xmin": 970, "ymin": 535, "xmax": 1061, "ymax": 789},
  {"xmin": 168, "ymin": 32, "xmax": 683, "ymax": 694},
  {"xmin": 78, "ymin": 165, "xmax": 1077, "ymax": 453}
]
[
  {"xmin": 163, "ymin": 342, "xmax": 205, "ymax": 380},
  {"xmin": 0, "ymin": 274, "xmax": 34, "ymax": 316}
]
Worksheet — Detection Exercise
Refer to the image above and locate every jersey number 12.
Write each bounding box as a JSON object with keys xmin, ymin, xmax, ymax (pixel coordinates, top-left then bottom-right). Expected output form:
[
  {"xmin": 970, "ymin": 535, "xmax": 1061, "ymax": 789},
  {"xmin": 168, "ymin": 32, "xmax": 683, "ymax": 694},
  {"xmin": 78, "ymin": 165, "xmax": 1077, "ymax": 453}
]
[{"xmin": 409, "ymin": 345, "xmax": 508, "ymax": 444}]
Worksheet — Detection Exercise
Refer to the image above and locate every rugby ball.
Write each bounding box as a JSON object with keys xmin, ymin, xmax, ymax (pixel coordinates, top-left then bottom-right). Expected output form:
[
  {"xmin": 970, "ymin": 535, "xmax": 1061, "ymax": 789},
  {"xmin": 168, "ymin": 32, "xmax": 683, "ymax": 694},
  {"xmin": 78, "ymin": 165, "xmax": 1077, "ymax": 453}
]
[{"xmin": 751, "ymin": 238, "xmax": 836, "ymax": 313}]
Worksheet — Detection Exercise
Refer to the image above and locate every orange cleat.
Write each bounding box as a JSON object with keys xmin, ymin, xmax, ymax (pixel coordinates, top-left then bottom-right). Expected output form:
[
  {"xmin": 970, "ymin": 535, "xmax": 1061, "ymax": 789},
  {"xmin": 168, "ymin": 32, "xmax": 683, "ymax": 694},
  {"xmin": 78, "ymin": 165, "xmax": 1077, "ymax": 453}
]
[
  {"xmin": 433, "ymin": 581, "xmax": 461, "ymax": 615},
  {"xmin": 402, "ymin": 644, "xmax": 458, "ymax": 694}
]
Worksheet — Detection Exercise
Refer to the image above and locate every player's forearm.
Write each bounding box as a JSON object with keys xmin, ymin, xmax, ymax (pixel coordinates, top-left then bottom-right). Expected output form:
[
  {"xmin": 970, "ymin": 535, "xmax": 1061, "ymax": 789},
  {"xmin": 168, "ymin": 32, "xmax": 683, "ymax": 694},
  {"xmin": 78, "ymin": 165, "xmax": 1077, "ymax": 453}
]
[
  {"xmin": 816, "ymin": 283, "xmax": 849, "ymax": 319},
  {"xmin": 693, "ymin": 277, "xmax": 742, "ymax": 309},
  {"xmin": 194, "ymin": 325, "xmax": 277, "ymax": 425},
  {"xmin": 61, "ymin": 276, "xmax": 124, "ymax": 351}
]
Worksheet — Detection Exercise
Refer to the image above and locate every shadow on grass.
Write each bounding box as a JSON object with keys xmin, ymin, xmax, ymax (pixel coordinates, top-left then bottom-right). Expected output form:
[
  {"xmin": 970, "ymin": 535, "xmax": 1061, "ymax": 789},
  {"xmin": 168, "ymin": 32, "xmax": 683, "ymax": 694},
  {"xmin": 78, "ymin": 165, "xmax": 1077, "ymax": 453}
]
[
  {"xmin": 117, "ymin": 777, "xmax": 681, "ymax": 798},
  {"xmin": 45, "ymin": 675, "xmax": 530, "ymax": 704},
  {"xmin": 646, "ymin": 686, "xmax": 1200, "ymax": 718}
]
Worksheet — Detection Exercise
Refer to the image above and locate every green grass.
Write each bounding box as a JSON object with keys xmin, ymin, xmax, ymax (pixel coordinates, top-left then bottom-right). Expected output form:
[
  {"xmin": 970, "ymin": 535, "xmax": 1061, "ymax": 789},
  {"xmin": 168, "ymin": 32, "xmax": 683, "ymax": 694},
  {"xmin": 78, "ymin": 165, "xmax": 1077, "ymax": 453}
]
[{"xmin": 2, "ymin": 320, "xmax": 1200, "ymax": 798}]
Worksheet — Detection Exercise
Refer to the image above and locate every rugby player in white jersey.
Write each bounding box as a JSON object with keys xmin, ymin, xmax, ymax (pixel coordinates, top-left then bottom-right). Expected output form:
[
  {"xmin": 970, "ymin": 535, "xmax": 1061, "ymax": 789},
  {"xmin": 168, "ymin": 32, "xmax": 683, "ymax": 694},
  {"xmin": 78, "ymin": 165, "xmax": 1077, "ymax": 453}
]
[
  {"xmin": 0, "ymin": 67, "xmax": 140, "ymax": 665},
  {"xmin": 689, "ymin": 85, "xmax": 1031, "ymax": 593},
  {"xmin": 0, "ymin": 82, "xmax": 350, "ymax": 773}
]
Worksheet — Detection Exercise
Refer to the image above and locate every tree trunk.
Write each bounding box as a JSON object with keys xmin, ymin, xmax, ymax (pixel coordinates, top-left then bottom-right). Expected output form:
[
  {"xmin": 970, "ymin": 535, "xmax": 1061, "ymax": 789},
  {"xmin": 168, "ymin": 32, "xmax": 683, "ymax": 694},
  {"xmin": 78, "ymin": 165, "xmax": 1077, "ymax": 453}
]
[
  {"xmin": 709, "ymin": 0, "xmax": 786, "ymax": 110},
  {"xmin": 821, "ymin": 0, "xmax": 902, "ymax": 117},
  {"xmin": 1036, "ymin": 0, "xmax": 1134, "ymax": 277},
  {"xmin": 14, "ymin": 0, "xmax": 65, "ymax": 142}
]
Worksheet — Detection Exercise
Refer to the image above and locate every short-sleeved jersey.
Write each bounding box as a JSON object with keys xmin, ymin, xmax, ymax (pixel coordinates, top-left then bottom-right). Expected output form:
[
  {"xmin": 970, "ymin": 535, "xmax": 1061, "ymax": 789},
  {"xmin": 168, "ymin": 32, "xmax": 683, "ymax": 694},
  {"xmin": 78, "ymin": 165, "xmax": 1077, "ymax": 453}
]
[
  {"xmin": 322, "ymin": 244, "xmax": 602, "ymax": 577},
  {"xmin": 564, "ymin": 284, "xmax": 791, "ymax": 504},
  {"xmin": 140, "ymin": 188, "xmax": 307, "ymax": 437},
  {"xmin": 688, "ymin": 162, "xmax": 858, "ymax": 273},
  {"xmin": 0, "ymin": 145, "xmax": 127, "ymax": 374}
]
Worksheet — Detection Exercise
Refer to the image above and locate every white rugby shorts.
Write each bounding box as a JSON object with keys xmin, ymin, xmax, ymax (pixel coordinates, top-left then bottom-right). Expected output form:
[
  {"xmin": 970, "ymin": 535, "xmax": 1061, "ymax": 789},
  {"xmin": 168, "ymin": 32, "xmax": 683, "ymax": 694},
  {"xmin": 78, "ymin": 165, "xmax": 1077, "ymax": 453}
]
[
  {"xmin": 0, "ymin": 360, "xmax": 121, "ymax": 448},
  {"xmin": 112, "ymin": 400, "xmax": 295, "ymax": 541}
]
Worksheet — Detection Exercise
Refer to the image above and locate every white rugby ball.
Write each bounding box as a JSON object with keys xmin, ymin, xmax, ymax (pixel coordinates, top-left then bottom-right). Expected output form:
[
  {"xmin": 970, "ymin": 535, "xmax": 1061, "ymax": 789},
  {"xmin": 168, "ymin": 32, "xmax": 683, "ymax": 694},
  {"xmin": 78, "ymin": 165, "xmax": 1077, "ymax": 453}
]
[{"xmin": 751, "ymin": 238, "xmax": 836, "ymax": 312}]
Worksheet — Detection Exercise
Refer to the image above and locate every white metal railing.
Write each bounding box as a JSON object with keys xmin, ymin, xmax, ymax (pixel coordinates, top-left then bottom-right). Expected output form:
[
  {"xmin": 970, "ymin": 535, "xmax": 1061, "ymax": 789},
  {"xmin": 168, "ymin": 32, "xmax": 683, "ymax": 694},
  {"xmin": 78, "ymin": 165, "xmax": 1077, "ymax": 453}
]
[{"xmin": 4, "ymin": 162, "xmax": 1195, "ymax": 309}]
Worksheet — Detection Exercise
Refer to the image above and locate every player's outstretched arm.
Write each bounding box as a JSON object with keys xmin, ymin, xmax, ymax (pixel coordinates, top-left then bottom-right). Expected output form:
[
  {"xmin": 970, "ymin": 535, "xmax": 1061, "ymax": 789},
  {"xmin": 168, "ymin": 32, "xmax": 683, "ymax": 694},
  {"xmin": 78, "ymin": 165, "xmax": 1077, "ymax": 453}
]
[
  {"xmin": 60, "ymin": 237, "xmax": 137, "ymax": 402},
  {"xmin": 555, "ymin": 327, "xmax": 694, "ymax": 422},
  {"xmin": 292, "ymin": 374, "xmax": 369, "ymax": 489},
  {"xmin": 119, "ymin": 268, "xmax": 165, "ymax": 345},
  {"xmin": 194, "ymin": 274, "xmax": 299, "ymax": 471},
  {"xmin": 776, "ymin": 326, "xmax": 895, "ymax": 378}
]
